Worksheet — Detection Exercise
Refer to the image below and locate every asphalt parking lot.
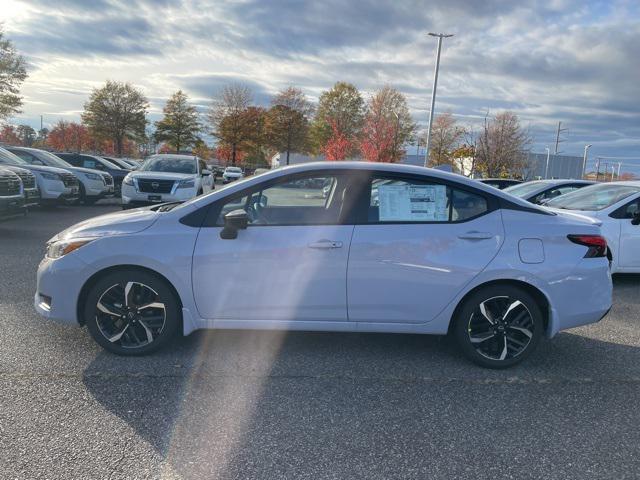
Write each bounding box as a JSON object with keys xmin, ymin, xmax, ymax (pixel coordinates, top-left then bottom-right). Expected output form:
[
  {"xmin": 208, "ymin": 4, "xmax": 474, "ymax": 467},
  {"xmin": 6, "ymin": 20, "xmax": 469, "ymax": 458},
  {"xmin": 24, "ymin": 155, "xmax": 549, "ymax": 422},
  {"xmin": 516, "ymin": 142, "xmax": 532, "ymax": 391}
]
[{"xmin": 2, "ymin": 204, "xmax": 640, "ymax": 480}]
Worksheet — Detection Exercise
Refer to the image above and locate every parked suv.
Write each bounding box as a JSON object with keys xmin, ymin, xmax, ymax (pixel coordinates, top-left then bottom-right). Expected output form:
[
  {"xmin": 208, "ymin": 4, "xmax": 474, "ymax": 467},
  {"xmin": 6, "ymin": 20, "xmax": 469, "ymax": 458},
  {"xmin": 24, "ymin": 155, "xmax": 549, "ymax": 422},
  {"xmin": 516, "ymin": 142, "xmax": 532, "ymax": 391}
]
[
  {"xmin": 0, "ymin": 167, "xmax": 26, "ymax": 220},
  {"xmin": 121, "ymin": 154, "xmax": 214, "ymax": 209},
  {"xmin": 0, "ymin": 146, "xmax": 78, "ymax": 205},
  {"xmin": 56, "ymin": 153, "xmax": 127, "ymax": 197},
  {"xmin": 0, "ymin": 149, "xmax": 39, "ymax": 208},
  {"xmin": 222, "ymin": 166, "xmax": 243, "ymax": 183},
  {"xmin": 7, "ymin": 147, "xmax": 114, "ymax": 205}
]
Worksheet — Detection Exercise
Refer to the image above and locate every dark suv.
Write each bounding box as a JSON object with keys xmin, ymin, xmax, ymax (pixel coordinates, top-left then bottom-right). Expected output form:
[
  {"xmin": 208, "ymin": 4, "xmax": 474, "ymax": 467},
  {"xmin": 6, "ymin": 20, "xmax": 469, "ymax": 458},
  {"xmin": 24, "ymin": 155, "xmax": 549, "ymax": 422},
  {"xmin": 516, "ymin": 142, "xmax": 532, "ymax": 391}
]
[
  {"xmin": 0, "ymin": 167, "xmax": 26, "ymax": 219},
  {"xmin": 56, "ymin": 153, "xmax": 128, "ymax": 196}
]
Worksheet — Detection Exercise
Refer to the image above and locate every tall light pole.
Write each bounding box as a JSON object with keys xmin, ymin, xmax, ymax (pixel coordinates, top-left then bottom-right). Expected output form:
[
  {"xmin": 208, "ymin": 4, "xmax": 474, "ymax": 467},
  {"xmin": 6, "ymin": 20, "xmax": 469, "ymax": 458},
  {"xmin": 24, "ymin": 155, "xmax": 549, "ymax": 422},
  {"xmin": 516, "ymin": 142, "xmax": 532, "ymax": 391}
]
[
  {"xmin": 582, "ymin": 144, "xmax": 592, "ymax": 179},
  {"xmin": 424, "ymin": 32, "xmax": 454, "ymax": 167},
  {"xmin": 545, "ymin": 146, "xmax": 550, "ymax": 179}
]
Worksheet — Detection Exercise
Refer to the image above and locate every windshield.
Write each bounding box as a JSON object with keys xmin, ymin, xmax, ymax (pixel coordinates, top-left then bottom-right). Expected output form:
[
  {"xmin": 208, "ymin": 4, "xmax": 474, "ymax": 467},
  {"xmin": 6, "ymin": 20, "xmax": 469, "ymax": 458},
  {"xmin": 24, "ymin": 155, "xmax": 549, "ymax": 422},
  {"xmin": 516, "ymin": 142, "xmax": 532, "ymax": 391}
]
[
  {"xmin": 546, "ymin": 183, "xmax": 640, "ymax": 211},
  {"xmin": 31, "ymin": 150, "xmax": 73, "ymax": 168},
  {"xmin": 141, "ymin": 156, "xmax": 197, "ymax": 174},
  {"xmin": 503, "ymin": 181, "xmax": 548, "ymax": 197},
  {"xmin": 226, "ymin": 167, "xmax": 242, "ymax": 173},
  {"xmin": 0, "ymin": 146, "xmax": 29, "ymax": 166},
  {"xmin": 96, "ymin": 156, "xmax": 122, "ymax": 169}
]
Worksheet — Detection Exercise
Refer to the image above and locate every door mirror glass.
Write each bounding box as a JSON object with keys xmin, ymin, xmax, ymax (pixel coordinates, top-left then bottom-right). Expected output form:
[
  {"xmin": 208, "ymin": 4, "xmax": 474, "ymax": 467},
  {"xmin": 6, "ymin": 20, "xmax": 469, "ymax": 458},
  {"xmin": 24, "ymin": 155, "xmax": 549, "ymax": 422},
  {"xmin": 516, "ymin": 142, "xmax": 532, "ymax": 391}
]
[
  {"xmin": 220, "ymin": 209, "xmax": 248, "ymax": 239},
  {"xmin": 32, "ymin": 159, "xmax": 44, "ymax": 166},
  {"xmin": 632, "ymin": 212, "xmax": 640, "ymax": 226}
]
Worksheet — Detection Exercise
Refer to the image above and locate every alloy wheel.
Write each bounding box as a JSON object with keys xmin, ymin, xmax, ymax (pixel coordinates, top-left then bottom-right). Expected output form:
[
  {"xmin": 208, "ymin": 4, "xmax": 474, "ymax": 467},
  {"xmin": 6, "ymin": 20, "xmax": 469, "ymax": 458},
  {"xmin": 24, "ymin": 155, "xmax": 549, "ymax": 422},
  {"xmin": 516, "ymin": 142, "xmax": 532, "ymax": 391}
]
[
  {"xmin": 467, "ymin": 296, "xmax": 534, "ymax": 361},
  {"xmin": 95, "ymin": 282, "xmax": 166, "ymax": 349}
]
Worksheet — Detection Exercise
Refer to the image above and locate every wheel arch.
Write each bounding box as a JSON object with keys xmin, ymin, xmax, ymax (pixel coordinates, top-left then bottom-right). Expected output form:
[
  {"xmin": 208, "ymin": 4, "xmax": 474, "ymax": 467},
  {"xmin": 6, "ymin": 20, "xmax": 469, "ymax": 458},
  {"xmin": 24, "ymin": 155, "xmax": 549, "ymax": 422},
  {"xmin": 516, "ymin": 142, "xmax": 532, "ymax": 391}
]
[
  {"xmin": 76, "ymin": 265, "xmax": 184, "ymax": 328},
  {"xmin": 447, "ymin": 279, "xmax": 550, "ymax": 335}
]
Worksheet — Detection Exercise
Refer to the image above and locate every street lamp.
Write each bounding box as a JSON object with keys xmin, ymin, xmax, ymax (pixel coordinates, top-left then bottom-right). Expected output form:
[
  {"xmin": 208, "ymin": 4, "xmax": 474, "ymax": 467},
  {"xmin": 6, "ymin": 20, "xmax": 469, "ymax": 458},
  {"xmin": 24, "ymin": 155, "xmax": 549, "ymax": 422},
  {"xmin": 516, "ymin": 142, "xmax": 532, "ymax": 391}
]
[
  {"xmin": 545, "ymin": 146, "xmax": 550, "ymax": 179},
  {"xmin": 582, "ymin": 144, "xmax": 592, "ymax": 179},
  {"xmin": 424, "ymin": 32, "xmax": 454, "ymax": 167}
]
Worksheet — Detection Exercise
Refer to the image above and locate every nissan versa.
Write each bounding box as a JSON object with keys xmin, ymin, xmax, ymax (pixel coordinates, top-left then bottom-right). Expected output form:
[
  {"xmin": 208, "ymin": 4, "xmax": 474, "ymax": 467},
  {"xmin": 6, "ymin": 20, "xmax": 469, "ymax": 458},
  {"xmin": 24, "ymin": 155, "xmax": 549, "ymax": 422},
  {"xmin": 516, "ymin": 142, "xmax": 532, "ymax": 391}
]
[{"xmin": 35, "ymin": 162, "xmax": 612, "ymax": 368}]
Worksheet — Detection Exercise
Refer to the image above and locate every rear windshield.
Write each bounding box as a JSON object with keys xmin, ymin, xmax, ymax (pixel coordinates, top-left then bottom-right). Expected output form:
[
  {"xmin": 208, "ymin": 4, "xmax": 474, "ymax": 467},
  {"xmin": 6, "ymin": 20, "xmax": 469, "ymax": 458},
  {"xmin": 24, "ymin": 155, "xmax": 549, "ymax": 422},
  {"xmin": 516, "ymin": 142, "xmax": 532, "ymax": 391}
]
[{"xmin": 546, "ymin": 183, "xmax": 640, "ymax": 211}]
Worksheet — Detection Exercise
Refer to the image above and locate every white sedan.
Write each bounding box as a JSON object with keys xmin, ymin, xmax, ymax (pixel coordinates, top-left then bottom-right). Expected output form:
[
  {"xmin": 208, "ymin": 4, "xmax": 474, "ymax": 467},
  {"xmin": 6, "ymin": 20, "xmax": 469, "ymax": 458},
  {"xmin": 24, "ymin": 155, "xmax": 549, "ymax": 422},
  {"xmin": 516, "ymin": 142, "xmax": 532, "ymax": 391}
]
[
  {"xmin": 546, "ymin": 181, "xmax": 640, "ymax": 273},
  {"xmin": 35, "ymin": 162, "xmax": 612, "ymax": 368}
]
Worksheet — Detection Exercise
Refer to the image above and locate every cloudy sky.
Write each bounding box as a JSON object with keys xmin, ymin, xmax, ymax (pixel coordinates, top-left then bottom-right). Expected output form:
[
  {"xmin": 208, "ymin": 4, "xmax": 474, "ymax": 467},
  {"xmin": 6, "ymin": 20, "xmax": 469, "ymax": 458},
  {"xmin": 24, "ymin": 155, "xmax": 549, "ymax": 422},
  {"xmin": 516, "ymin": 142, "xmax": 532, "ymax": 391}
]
[{"xmin": 2, "ymin": 0, "xmax": 640, "ymax": 172}]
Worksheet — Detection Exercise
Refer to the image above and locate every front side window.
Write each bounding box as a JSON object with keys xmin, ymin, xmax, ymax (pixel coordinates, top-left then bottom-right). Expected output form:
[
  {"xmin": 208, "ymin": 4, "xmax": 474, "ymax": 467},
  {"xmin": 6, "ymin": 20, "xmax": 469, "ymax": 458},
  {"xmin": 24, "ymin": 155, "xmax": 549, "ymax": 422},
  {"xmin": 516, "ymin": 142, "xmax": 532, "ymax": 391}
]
[
  {"xmin": 216, "ymin": 175, "xmax": 340, "ymax": 226},
  {"xmin": 367, "ymin": 177, "xmax": 488, "ymax": 223}
]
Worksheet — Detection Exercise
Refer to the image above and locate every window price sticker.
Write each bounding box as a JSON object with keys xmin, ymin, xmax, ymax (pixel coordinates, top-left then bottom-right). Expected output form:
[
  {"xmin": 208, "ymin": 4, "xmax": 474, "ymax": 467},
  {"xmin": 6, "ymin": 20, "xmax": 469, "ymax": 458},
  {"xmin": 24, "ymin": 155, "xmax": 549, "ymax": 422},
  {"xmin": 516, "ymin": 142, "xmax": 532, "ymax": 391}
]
[{"xmin": 378, "ymin": 184, "xmax": 448, "ymax": 221}]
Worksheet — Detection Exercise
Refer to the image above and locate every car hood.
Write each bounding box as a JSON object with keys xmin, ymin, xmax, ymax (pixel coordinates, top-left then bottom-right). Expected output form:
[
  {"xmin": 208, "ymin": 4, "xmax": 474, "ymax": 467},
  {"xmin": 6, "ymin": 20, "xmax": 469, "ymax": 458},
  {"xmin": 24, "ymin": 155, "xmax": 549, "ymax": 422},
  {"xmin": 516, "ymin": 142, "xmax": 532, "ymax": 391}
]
[
  {"xmin": 19, "ymin": 164, "xmax": 72, "ymax": 175},
  {"xmin": 64, "ymin": 166, "xmax": 107, "ymax": 177},
  {"xmin": 51, "ymin": 208, "xmax": 160, "ymax": 242},
  {"xmin": 545, "ymin": 207, "xmax": 602, "ymax": 226},
  {"xmin": 0, "ymin": 164, "xmax": 32, "ymax": 175},
  {"xmin": 129, "ymin": 171, "xmax": 196, "ymax": 180}
]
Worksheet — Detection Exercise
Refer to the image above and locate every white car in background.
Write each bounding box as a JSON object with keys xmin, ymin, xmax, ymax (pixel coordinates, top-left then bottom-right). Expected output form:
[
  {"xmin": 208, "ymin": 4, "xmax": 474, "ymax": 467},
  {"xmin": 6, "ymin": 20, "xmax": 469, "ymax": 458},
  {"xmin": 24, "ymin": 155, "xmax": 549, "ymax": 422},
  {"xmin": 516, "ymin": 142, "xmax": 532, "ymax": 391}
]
[
  {"xmin": 121, "ymin": 154, "xmax": 214, "ymax": 209},
  {"xmin": 546, "ymin": 181, "xmax": 640, "ymax": 273},
  {"xmin": 222, "ymin": 166, "xmax": 244, "ymax": 183},
  {"xmin": 7, "ymin": 146, "xmax": 114, "ymax": 205}
]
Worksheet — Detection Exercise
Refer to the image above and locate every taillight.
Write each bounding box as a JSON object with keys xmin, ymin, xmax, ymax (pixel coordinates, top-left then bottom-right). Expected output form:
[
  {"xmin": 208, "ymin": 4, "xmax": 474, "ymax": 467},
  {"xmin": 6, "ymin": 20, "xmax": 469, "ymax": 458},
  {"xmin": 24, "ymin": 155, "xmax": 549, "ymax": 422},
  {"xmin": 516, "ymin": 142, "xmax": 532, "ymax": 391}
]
[{"xmin": 567, "ymin": 234, "xmax": 608, "ymax": 258}]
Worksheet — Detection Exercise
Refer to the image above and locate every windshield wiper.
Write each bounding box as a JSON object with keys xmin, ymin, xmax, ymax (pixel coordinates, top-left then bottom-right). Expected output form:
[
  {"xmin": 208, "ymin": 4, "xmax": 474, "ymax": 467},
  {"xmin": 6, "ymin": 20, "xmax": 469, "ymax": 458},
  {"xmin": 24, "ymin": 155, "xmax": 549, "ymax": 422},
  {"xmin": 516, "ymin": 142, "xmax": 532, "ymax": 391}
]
[{"xmin": 153, "ymin": 201, "xmax": 183, "ymax": 212}]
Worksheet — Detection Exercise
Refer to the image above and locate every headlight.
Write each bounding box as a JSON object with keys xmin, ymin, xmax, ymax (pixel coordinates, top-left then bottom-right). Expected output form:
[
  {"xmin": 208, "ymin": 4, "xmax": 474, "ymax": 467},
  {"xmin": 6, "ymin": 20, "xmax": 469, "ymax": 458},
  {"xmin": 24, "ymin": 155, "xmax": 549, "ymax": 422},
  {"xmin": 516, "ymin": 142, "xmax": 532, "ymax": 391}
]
[
  {"xmin": 85, "ymin": 172, "xmax": 101, "ymax": 181},
  {"xmin": 123, "ymin": 175, "xmax": 134, "ymax": 186},
  {"xmin": 46, "ymin": 238, "xmax": 95, "ymax": 259},
  {"xmin": 41, "ymin": 171, "xmax": 61, "ymax": 181},
  {"xmin": 177, "ymin": 178, "xmax": 195, "ymax": 188}
]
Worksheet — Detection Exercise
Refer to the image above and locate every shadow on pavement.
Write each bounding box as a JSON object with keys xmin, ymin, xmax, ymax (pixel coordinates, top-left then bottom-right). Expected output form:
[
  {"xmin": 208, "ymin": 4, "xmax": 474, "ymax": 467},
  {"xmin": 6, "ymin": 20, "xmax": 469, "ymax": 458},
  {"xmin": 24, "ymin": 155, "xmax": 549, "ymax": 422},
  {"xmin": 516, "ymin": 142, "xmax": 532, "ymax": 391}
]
[{"xmin": 82, "ymin": 328, "xmax": 640, "ymax": 478}]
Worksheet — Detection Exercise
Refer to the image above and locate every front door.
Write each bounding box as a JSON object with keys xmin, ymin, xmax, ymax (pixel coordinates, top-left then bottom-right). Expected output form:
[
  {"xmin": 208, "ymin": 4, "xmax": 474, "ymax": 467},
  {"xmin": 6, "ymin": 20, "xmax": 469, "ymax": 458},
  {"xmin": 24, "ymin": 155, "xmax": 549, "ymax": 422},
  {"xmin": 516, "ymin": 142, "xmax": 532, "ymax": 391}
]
[
  {"xmin": 617, "ymin": 197, "xmax": 640, "ymax": 269},
  {"xmin": 347, "ymin": 174, "xmax": 504, "ymax": 324},
  {"xmin": 192, "ymin": 172, "xmax": 353, "ymax": 322}
]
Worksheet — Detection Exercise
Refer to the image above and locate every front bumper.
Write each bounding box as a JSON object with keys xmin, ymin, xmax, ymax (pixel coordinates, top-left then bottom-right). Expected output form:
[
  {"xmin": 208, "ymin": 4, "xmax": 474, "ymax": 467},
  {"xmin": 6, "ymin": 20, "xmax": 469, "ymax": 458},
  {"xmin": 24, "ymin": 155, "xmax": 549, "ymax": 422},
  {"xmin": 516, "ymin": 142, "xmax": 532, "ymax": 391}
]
[
  {"xmin": 34, "ymin": 254, "xmax": 96, "ymax": 325},
  {"xmin": 0, "ymin": 195, "xmax": 26, "ymax": 219},
  {"xmin": 121, "ymin": 183, "xmax": 196, "ymax": 206}
]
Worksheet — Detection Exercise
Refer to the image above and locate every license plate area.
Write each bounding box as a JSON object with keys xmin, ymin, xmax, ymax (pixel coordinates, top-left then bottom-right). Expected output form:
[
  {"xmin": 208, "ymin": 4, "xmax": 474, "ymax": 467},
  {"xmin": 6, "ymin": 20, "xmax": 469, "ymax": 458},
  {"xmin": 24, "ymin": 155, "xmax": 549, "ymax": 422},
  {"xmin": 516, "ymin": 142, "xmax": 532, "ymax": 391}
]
[{"xmin": 148, "ymin": 194, "xmax": 162, "ymax": 202}]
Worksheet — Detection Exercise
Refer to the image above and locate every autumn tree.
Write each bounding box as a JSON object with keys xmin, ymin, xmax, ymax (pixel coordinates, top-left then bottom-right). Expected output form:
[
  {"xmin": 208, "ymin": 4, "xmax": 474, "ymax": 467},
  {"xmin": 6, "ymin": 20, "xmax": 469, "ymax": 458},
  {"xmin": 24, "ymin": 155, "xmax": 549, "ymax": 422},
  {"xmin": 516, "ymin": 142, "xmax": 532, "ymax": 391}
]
[
  {"xmin": 241, "ymin": 106, "xmax": 269, "ymax": 168},
  {"xmin": 360, "ymin": 86, "xmax": 415, "ymax": 162},
  {"xmin": 154, "ymin": 90, "xmax": 201, "ymax": 152},
  {"xmin": 16, "ymin": 124, "xmax": 36, "ymax": 146},
  {"xmin": 0, "ymin": 124, "xmax": 19, "ymax": 145},
  {"xmin": 310, "ymin": 81, "xmax": 364, "ymax": 157},
  {"xmin": 208, "ymin": 84, "xmax": 255, "ymax": 166},
  {"xmin": 426, "ymin": 112, "xmax": 466, "ymax": 167},
  {"xmin": 0, "ymin": 28, "xmax": 28, "ymax": 122},
  {"xmin": 323, "ymin": 120, "xmax": 352, "ymax": 161},
  {"xmin": 265, "ymin": 87, "xmax": 313, "ymax": 166},
  {"xmin": 475, "ymin": 111, "xmax": 531, "ymax": 178},
  {"xmin": 46, "ymin": 120, "xmax": 90, "ymax": 152},
  {"xmin": 82, "ymin": 80, "xmax": 148, "ymax": 156}
]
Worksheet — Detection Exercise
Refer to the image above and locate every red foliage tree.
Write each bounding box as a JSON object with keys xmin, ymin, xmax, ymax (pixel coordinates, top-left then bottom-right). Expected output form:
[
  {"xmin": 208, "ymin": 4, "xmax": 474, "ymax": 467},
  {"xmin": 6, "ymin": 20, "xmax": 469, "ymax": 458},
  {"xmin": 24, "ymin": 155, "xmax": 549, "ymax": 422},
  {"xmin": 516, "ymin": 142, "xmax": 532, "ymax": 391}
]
[
  {"xmin": 215, "ymin": 144, "xmax": 245, "ymax": 166},
  {"xmin": 322, "ymin": 120, "xmax": 351, "ymax": 161},
  {"xmin": 47, "ymin": 120, "xmax": 90, "ymax": 152},
  {"xmin": 360, "ymin": 115, "xmax": 396, "ymax": 162},
  {"xmin": 0, "ymin": 125, "xmax": 20, "ymax": 145}
]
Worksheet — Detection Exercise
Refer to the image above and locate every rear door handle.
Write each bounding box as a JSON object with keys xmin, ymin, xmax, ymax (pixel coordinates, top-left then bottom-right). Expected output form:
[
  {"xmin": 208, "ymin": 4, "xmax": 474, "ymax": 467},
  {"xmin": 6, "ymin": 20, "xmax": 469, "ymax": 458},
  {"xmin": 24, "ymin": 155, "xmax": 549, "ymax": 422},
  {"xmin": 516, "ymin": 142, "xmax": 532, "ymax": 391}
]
[
  {"xmin": 457, "ymin": 231, "xmax": 494, "ymax": 240},
  {"xmin": 308, "ymin": 240, "xmax": 343, "ymax": 249}
]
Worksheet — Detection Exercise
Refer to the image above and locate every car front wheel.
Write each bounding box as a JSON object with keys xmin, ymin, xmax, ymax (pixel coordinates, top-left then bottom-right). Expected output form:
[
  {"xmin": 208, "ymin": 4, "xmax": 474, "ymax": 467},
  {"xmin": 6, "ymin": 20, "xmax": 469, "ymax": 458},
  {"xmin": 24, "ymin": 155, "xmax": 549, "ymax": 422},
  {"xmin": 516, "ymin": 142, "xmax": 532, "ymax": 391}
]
[
  {"xmin": 83, "ymin": 269, "xmax": 180, "ymax": 355},
  {"xmin": 453, "ymin": 285, "xmax": 543, "ymax": 368}
]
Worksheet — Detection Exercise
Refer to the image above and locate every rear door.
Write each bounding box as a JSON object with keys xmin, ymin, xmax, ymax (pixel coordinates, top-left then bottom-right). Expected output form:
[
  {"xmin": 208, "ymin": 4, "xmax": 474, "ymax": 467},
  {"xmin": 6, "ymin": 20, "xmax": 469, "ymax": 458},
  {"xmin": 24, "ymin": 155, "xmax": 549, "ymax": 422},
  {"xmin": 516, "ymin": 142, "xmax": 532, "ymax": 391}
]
[{"xmin": 347, "ymin": 174, "xmax": 504, "ymax": 324}]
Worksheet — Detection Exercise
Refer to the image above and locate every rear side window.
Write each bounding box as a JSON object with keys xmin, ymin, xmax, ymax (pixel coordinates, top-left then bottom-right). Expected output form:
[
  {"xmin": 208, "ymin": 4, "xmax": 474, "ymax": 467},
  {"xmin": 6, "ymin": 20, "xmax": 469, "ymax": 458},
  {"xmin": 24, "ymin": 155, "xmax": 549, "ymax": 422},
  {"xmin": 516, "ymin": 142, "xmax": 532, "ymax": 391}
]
[{"xmin": 367, "ymin": 176, "xmax": 488, "ymax": 223}]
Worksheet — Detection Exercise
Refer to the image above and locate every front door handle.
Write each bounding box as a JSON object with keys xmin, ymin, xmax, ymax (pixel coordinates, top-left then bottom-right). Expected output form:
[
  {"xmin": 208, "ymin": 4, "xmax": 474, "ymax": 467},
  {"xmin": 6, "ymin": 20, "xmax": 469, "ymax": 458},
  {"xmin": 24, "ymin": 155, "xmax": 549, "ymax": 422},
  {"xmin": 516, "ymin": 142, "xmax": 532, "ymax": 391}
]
[
  {"xmin": 308, "ymin": 239, "xmax": 343, "ymax": 249},
  {"xmin": 458, "ymin": 231, "xmax": 494, "ymax": 240}
]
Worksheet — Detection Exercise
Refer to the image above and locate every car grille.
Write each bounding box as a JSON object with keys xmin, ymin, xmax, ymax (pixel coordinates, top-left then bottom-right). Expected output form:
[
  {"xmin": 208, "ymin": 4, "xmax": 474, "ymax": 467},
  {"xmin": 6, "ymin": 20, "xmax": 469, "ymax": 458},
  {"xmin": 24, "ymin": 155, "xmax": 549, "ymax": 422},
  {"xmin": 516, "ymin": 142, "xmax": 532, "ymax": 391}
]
[
  {"xmin": 0, "ymin": 172, "xmax": 22, "ymax": 196},
  {"xmin": 102, "ymin": 174, "xmax": 113, "ymax": 185},
  {"xmin": 137, "ymin": 179, "xmax": 175, "ymax": 193},
  {"xmin": 14, "ymin": 170, "xmax": 36, "ymax": 189},
  {"xmin": 61, "ymin": 172, "xmax": 79, "ymax": 188}
]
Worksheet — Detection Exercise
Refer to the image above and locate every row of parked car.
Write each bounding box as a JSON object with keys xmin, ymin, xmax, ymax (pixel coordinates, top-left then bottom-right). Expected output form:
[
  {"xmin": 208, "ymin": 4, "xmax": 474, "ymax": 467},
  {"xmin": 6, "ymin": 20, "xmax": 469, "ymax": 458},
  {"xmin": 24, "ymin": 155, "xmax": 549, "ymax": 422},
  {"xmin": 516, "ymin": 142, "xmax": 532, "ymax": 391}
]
[{"xmin": 0, "ymin": 144, "xmax": 249, "ymax": 220}]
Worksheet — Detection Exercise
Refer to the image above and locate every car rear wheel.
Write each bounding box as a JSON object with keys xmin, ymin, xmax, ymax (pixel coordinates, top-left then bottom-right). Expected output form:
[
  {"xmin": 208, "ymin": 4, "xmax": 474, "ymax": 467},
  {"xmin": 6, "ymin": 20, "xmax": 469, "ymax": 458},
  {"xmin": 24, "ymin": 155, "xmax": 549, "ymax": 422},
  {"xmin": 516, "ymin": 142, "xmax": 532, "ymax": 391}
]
[
  {"xmin": 83, "ymin": 269, "xmax": 180, "ymax": 355},
  {"xmin": 452, "ymin": 285, "xmax": 543, "ymax": 368}
]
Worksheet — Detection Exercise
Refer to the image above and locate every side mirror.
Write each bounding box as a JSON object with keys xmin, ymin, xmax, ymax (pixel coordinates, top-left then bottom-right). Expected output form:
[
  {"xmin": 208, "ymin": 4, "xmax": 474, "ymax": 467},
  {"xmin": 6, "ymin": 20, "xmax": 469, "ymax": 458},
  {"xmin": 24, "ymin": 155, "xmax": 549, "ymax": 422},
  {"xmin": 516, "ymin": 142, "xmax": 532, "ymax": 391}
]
[
  {"xmin": 631, "ymin": 212, "xmax": 640, "ymax": 226},
  {"xmin": 220, "ymin": 209, "xmax": 248, "ymax": 239},
  {"xmin": 202, "ymin": 169, "xmax": 211, "ymax": 176},
  {"xmin": 32, "ymin": 159, "xmax": 45, "ymax": 166}
]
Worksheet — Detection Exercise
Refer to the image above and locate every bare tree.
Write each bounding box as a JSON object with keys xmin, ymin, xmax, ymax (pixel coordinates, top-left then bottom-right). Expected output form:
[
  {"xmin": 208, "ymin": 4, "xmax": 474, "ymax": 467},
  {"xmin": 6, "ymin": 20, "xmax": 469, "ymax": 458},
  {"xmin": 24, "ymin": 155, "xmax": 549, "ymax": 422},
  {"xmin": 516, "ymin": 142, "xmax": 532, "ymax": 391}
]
[
  {"xmin": 208, "ymin": 84, "xmax": 254, "ymax": 165},
  {"xmin": 475, "ymin": 111, "xmax": 531, "ymax": 178},
  {"xmin": 426, "ymin": 112, "xmax": 466, "ymax": 167}
]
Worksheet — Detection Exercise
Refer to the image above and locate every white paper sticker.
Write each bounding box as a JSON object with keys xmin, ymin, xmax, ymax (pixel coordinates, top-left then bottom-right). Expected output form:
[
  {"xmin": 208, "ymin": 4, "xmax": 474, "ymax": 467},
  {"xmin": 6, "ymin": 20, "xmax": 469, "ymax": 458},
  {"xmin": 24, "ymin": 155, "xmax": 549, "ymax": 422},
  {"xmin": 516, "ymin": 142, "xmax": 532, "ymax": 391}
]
[{"xmin": 378, "ymin": 184, "xmax": 448, "ymax": 221}]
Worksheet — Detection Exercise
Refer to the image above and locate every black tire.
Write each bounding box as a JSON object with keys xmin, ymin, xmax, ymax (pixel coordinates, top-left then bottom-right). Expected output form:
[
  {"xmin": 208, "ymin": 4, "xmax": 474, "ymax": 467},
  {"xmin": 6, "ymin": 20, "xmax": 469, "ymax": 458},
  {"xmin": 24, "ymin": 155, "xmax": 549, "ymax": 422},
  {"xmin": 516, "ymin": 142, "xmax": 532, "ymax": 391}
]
[
  {"xmin": 83, "ymin": 269, "xmax": 180, "ymax": 356},
  {"xmin": 452, "ymin": 284, "xmax": 543, "ymax": 369}
]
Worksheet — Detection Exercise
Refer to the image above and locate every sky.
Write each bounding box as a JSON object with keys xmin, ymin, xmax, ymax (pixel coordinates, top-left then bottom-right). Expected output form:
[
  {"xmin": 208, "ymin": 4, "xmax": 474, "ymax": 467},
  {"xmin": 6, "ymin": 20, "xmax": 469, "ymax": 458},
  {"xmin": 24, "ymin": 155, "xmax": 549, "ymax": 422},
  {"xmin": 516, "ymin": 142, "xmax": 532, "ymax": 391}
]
[{"xmin": 2, "ymin": 0, "xmax": 640, "ymax": 173}]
